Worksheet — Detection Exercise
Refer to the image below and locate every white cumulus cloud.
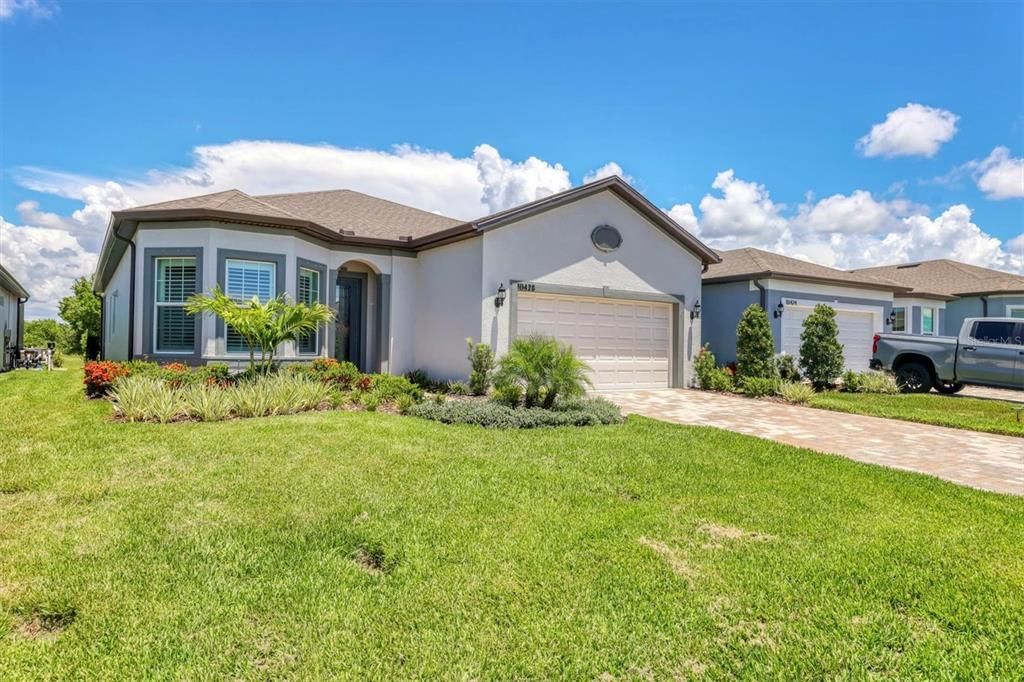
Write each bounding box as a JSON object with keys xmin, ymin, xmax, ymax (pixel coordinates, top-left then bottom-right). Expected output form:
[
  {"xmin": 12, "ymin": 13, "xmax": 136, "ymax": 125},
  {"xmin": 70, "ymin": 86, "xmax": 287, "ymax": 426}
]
[
  {"xmin": 857, "ymin": 103, "xmax": 959, "ymax": 158},
  {"xmin": 582, "ymin": 162, "xmax": 633, "ymax": 185},
  {"xmin": 696, "ymin": 170, "xmax": 788, "ymax": 247},
  {"xmin": 0, "ymin": 0, "xmax": 58, "ymax": 21},
  {"xmin": 2, "ymin": 141, "xmax": 587, "ymax": 317},
  {"xmin": 972, "ymin": 146, "xmax": 1024, "ymax": 200}
]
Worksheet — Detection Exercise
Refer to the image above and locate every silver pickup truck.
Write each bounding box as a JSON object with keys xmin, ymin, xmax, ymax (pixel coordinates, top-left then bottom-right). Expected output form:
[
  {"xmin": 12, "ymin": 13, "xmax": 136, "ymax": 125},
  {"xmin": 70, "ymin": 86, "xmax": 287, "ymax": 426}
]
[{"xmin": 871, "ymin": 317, "xmax": 1024, "ymax": 393}]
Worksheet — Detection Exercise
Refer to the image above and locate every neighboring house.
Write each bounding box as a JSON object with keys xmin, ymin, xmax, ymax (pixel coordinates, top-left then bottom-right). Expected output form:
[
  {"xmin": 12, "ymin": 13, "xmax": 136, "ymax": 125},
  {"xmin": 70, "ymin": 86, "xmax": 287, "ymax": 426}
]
[
  {"xmin": 92, "ymin": 177, "xmax": 718, "ymax": 390},
  {"xmin": 701, "ymin": 248, "xmax": 913, "ymax": 371},
  {"xmin": 852, "ymin": 259, "xmax": 1024, "ymax": 335},
  {"xmin": 0, "ymin": 263, "xmax": 30, "ymax": 371}
]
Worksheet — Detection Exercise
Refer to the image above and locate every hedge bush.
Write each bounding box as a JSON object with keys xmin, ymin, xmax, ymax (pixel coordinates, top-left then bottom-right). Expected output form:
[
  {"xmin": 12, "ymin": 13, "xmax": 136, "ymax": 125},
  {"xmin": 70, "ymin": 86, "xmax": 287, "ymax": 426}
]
[
  {"xmin": 736, "ymin": 304, "xmax": 776, "ymax": 381},
  {"xmin": 408, "ymin": 397, "xmax": 622, "ymax": 429},
  {"xmin": 739, "ymin": 376, "xmax": 779, "ymax": 397},
  {"xmin": 799, "ymin": 304, "xmax": 845, "ymax": 389}
]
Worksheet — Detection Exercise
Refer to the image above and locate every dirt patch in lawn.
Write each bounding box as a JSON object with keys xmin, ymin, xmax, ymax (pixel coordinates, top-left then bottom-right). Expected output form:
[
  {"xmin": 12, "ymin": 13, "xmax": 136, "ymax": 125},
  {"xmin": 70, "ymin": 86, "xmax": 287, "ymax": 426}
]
[
  {"xmin": 351, "ymin": 541, "xmax": 398, "ymax": 577},
  {"xmin": 639, "ymin": 537, "xmax": 697, "ymax": 581},
  {"xmin": 698, "ymin": 523, "xmax": 774, "ymax": 545},
  {"xmin": 11, "ymin": 607, "xmax": 77, "ymax": 641}
]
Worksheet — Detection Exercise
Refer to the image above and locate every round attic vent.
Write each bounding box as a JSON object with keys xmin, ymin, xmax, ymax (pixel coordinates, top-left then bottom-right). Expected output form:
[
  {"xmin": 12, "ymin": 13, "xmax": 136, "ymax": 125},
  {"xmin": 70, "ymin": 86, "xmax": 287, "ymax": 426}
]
[{"xmin": 591, "ymin": 224, "xmax": 622, "ymax": 252}]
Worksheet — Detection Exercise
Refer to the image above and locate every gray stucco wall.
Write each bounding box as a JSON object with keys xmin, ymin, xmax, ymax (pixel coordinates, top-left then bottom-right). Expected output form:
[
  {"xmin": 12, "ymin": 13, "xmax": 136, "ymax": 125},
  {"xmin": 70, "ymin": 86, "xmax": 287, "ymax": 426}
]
[
  {"xmin": 700, "ymin": 281, "xmax": 758, "ymax": 364},
  {"xmin": 703, "ymin": 279, "xmax": 894, "ymax": 364},
  {"xmin": 945, "ymin": 296, "xmax": 1024, "ymax": 335}
]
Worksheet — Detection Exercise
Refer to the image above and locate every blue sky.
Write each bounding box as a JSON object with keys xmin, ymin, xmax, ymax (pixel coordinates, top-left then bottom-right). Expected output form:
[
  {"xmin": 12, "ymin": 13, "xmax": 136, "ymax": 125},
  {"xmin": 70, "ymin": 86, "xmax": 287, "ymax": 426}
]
[{"xmin": 1, "ymin": 0, "xmax": 1022, "ymax": 316}]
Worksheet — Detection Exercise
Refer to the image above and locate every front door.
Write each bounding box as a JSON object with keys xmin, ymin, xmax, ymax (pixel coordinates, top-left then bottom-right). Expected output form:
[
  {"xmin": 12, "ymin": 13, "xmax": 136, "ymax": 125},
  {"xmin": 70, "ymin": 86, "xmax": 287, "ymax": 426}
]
[{"xmin": 335, "ymin": 275, "xmax": 364, "ymax": 370}]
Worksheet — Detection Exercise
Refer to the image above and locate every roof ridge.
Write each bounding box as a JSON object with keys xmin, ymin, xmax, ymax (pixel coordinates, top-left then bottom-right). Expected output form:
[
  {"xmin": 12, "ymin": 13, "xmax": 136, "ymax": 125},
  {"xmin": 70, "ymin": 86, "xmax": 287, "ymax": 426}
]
[{"xmin": 237, "ymin": 192, "xmax": 308, "ymax": 220}]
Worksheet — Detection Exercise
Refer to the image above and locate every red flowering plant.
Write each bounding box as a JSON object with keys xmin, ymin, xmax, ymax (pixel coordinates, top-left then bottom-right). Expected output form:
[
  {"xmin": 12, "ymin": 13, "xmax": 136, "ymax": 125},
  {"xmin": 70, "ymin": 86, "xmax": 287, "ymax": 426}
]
[
  {"xmin": 354, "ymin": 374, "xmax": 373, "ymax": 392},
  {"xmin": 83, "ymin": 361, "xmax": 131, "ymax": 398}
]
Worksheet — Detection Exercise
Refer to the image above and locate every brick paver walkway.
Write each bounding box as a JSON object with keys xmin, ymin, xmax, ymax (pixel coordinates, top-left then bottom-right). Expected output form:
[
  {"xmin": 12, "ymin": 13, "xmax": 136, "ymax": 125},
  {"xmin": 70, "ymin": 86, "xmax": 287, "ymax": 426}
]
[{"xmin": 605, "ymin": 389, "xmax": 1024, "ymax": 496}]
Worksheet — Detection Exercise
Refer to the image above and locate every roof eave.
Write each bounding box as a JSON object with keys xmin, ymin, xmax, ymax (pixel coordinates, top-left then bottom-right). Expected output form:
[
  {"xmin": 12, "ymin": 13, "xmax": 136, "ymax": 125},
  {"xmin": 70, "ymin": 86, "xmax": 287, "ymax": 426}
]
[
  {"xmin": 0, "ymin": 265, "xmax": 30, "ymax": 299},
  {"xmin": 703, "ymin": 271, "xmax": 912, "ymax": 293}
]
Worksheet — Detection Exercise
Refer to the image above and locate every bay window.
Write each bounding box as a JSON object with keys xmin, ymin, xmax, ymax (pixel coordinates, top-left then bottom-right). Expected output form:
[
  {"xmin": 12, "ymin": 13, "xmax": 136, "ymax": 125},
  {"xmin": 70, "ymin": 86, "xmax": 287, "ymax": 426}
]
[
  {"xmin": 154, "ymin": 257, "xmax": 198, "ymax": 353},
  {"xmin": 297, "ymin": 266, "xmax": 321, "ymax": 354},
  {"xmin": 225, "ymin": 259, "xmax": 276, "ymax": 353}
]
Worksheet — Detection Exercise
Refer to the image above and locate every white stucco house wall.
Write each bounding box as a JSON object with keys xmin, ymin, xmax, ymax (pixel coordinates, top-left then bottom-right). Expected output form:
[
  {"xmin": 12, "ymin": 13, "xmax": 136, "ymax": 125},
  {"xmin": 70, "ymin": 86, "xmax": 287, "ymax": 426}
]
[
  {"xmin": 0, "ymin": 263, "xmax": 30, "ymax": 371},
  {"xmin": 93, "ymin": 177, "xmax": 719, "ymax": 390}
]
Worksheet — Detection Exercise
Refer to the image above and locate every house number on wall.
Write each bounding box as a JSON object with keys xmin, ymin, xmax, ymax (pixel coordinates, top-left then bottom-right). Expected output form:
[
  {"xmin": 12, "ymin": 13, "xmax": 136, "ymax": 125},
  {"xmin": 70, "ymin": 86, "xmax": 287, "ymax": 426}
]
[{"xmin": 517, "ymin": 282, "xmax": 536, "ymax": 292}]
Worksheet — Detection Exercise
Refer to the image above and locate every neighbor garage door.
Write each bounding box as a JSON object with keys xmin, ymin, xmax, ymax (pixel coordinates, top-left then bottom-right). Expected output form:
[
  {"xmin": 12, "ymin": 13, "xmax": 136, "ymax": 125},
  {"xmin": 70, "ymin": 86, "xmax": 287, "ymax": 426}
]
[
  {"xmin": 515, "ymin": 292, "xmax": 672, "ymax": 390},
  {"xmin": 781, "ymin": 306, "xmax": 875, "ymax": 371}
]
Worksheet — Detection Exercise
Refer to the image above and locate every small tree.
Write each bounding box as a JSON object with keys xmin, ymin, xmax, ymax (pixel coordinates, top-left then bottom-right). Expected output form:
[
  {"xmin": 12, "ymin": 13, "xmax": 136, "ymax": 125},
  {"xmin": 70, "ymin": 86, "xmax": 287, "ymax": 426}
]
[
  {"xmin": 23, "ymin": 319, "xmax": 72, "ymax": 352},
  {"xmin": 186, "ymin": 287, "xmax": 334, "ymax": 371},
  {"xmin": 493, "ymin": 334, "xmax": 591, "ymax": 408},
  {"xmin": 799, "ymin": 304, "xmax": 844, "ymax": 388},
  {"xmin": 58, "ymin": 277, "xmax": 101, "ymax": 355},
  {"xmin": 735, "ymin": 304, "xmax": 776, "ymax": 382},
  {"xmin": 466, "ymin": 338, "xmax": 495, "ymax": 395}
]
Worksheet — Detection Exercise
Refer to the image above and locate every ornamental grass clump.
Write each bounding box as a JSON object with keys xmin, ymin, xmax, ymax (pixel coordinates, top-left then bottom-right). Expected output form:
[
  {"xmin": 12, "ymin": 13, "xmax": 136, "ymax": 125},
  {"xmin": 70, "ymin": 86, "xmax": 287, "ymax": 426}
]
[
  {"xmin": 111, "ymin": 375, "xmax": 168, "ymax": 422},
  {"xmin": 180, "ymin": 383, "xmax": 234, "ymax": 422},
  {"xmin": 779, "ymin": 381, "xmax": 815, "ymax": 404}
]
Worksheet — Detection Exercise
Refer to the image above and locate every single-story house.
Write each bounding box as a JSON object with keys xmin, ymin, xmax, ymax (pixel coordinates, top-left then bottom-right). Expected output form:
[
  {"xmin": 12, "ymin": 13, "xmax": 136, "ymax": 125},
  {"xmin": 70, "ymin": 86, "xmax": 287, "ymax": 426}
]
[
  {"xmin": 851, "ymin": 259, "xmax": 1024, "ymax": 335},
  {"xmin": 701, "ymin": 248, "xmax": 916, "ymax": 371},
  {"xmin": 0, "ymin": 262, "xmax": 30, "ymax": 371},
  {"xmin": 93, "ymin": 176, "xmax": 719, "ymax": 390}
]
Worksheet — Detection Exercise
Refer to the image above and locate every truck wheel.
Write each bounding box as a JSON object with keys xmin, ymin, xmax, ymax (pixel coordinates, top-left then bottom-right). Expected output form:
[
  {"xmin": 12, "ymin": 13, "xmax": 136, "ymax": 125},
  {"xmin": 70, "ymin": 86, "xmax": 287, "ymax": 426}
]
[
  {"xmin": 896, "ymin": 362, "xmax": 933, "ymax": 393},
  {"xmin": 935, "ymin": 382, "xmax": 965, "ymax": 395}
]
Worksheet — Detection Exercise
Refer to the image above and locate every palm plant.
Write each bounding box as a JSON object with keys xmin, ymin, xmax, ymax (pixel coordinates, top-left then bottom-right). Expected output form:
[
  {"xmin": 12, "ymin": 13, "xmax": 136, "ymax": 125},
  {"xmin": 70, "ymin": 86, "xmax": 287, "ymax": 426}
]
[
  {"xmin": 186, "ymin": 287, "xmax": 335, "ymax": 371},
  {"xmin": 494, "ymin": 334, "xmax": 592, "ymax": 408}
]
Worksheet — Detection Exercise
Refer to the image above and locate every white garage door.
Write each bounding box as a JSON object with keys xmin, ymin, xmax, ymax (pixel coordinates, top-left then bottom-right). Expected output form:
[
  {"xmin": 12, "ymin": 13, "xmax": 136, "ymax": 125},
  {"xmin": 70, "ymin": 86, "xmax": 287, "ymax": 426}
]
[
  {"xmin": 515, "ymin": 292, "xmax": 672, "ymax": 390},
  {"xmin": 781, "ymin": 307, "xmax": 875, "ymax": 371}
]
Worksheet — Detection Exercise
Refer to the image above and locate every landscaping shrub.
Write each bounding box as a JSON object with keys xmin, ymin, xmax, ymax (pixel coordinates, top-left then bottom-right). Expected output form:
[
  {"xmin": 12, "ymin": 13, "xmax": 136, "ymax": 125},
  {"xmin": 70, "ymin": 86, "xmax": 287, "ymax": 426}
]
[
  {"xmin": 490, "ymin": 382, "xmax": 523, "ymax": 407},
  {"xmin": 776, "ymin": 353, "xmax": 801, "ymax": 382},
  {"xmin": 83, "ymin": 360, "xmax": 131, "ymax": 397},
  {"xmin": 366, "ymin": 374, "xmax": 423, "ymax": 402},
  {"xmin": 494, "ymin": 334, "xmax": 591, "ymax": 408},
  {"xmin": 466, "ymin": 338, "xmax": 495, "ymax": 395},
  {"xmin": 694, "ymin": 344, "xmax": 718, "ymax": 390},
  {"xmin": 318, "ymin": 361, "xmax": 361, "ymax": 389},
  {"xmin": 408, "ymin": 397, "xmax": 622, "ymax": 429},
  {"xmin": 363, "ymin": 393, "xmax": 381, "ymax": 412},
  {"xmin": 840, "ymin": 369, "xmax": 863, "ymax": 393},
  {"xmin": 736, "ymin": 304, "xmax": 777, "ymax": 381},
  {"xmin": 447, "ymin": 380, "xmax": 470, "ymax": 396},
  {"xmin": 404, "ymin": 368, "xmax": 446, "ymax": 393},
  {"xmin": 395, "ymin": 394, "xmax": 415, "ymax": 415},
  {"xmin": 702, "ymin": 367, "xmax": 735, "ymax": 393},
  {"xmin": 740, "ymin": 376, "xmax": 779, "ymax": 397},
  {"xmin": 779, "ymin": 381, "xmax": 815, "ymax": 404},
  {"xmin": 799, "ymin": 304, "xmax": 845, "ymax": 389},
  {"xmin": 843, "ymin": 370, "xmax": 900, "ymax": 394}
]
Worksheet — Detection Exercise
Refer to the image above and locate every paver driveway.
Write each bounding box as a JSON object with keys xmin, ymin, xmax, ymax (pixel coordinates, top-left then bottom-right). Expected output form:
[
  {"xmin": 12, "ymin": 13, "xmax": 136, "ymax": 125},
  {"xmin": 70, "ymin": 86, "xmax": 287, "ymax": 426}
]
[{"xmin": 605, "ymin": 389, "xmax": 1024, "ymax": 496}]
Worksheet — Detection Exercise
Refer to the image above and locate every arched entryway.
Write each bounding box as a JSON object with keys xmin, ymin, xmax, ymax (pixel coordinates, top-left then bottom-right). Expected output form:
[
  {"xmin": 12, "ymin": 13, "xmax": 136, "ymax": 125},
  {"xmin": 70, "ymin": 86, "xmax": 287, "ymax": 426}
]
[{"xmin": 333, "ymin": 259, "xmax": 387, "ymax": 372}]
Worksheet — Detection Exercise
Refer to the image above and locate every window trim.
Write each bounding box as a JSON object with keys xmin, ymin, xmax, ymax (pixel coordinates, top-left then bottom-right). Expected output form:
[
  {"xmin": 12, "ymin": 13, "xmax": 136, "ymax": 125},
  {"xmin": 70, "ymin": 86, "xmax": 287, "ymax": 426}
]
[
  {"xmin": 1007, "ymin": 304, "xmax": 1024, "ymax": 320},
  {"xmin": 921, "ymin": 307, "xmax": 936, "ymax": 336},
  {"xmin": 296, "ymin": 257, "xmax": 327, "ymax": 356},
  {"xmin": 142, "ymin": 248, "xmax": 204, "ymax": 362},
  {"xmin": 891, "ymin": 306, "xmax": 906, "ymax": 333},
  {"xmin": 215, "ymin": 249, "xmax": 287, "ymax": 356}
]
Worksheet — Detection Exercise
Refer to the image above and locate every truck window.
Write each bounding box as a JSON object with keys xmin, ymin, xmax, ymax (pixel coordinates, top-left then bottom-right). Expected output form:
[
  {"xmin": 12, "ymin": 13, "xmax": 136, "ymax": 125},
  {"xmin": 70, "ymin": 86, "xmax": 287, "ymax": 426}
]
[{"xmin": 970, "ymin": 321, "xmax": 1020, "ymax": 345}]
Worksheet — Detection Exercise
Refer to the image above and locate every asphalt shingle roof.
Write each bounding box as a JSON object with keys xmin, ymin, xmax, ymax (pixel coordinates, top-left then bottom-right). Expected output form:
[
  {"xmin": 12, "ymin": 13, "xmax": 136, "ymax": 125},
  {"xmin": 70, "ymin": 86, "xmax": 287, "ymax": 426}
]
[
  {"xmin": 852, "ymin": 259, "xmax": 1024, "ymax": 297},
  {"xmin": 703, "ymin": 247, "xmax": 908, "ymax": 291}
]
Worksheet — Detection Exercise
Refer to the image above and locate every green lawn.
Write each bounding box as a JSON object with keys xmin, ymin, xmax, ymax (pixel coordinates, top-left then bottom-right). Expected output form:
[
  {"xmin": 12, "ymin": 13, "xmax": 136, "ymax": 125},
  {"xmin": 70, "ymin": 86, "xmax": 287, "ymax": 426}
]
[
  {"xmin": 808, "ymin": 391, "xmax": 1024, "ymax": 437},
  {"xmin": 2, "ymin": 361, "xmax": 1022, "ymax": 679}
]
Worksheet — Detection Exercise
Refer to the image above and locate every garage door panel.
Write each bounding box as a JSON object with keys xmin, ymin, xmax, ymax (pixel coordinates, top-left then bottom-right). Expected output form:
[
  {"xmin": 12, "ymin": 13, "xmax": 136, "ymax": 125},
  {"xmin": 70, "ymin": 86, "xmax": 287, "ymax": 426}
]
[
  {"xmin": 517, "ymin": 292, "xmax": 672, "ymax": 390},
  {"xmin": 781, "ymin": 306, "xmax": 875, "ymax": 372}
]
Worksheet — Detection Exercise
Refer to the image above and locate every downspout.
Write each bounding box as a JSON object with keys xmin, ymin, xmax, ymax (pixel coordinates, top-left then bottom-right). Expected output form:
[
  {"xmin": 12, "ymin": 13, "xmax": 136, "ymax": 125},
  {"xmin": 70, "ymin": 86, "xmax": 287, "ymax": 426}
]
[
  {"xmin": 111, "ymin": 231, "xmax": 137, "ymax": 360},
  {"xmin": 752, "ymin": 279, "xmax": 768, "ymax": 310},
  {"xmin": 16, "ymin": 297, "xmax": 26, "ymax": 350},
  {"xmin": 980, "ymin": 295, "xmax": 989, "ymax": 317}
]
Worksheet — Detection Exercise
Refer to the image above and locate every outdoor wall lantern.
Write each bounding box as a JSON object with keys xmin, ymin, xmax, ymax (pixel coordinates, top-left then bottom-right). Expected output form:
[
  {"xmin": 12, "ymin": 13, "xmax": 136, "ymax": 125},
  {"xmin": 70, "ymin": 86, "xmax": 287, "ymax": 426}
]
[
  {"xmin": 691, "ymin": 300, "xmax": 701, "ymax": 320},
  {"xmin": 495, "ymin": 283, "xmax": 507, "ymax": 308},
  {"xmin": 774, "ymin": 301, "xmax": 785, "ymax": 318},
  {"xmin": 886, "ymin": 310, "xmax": 897, "ymax": 327}
]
